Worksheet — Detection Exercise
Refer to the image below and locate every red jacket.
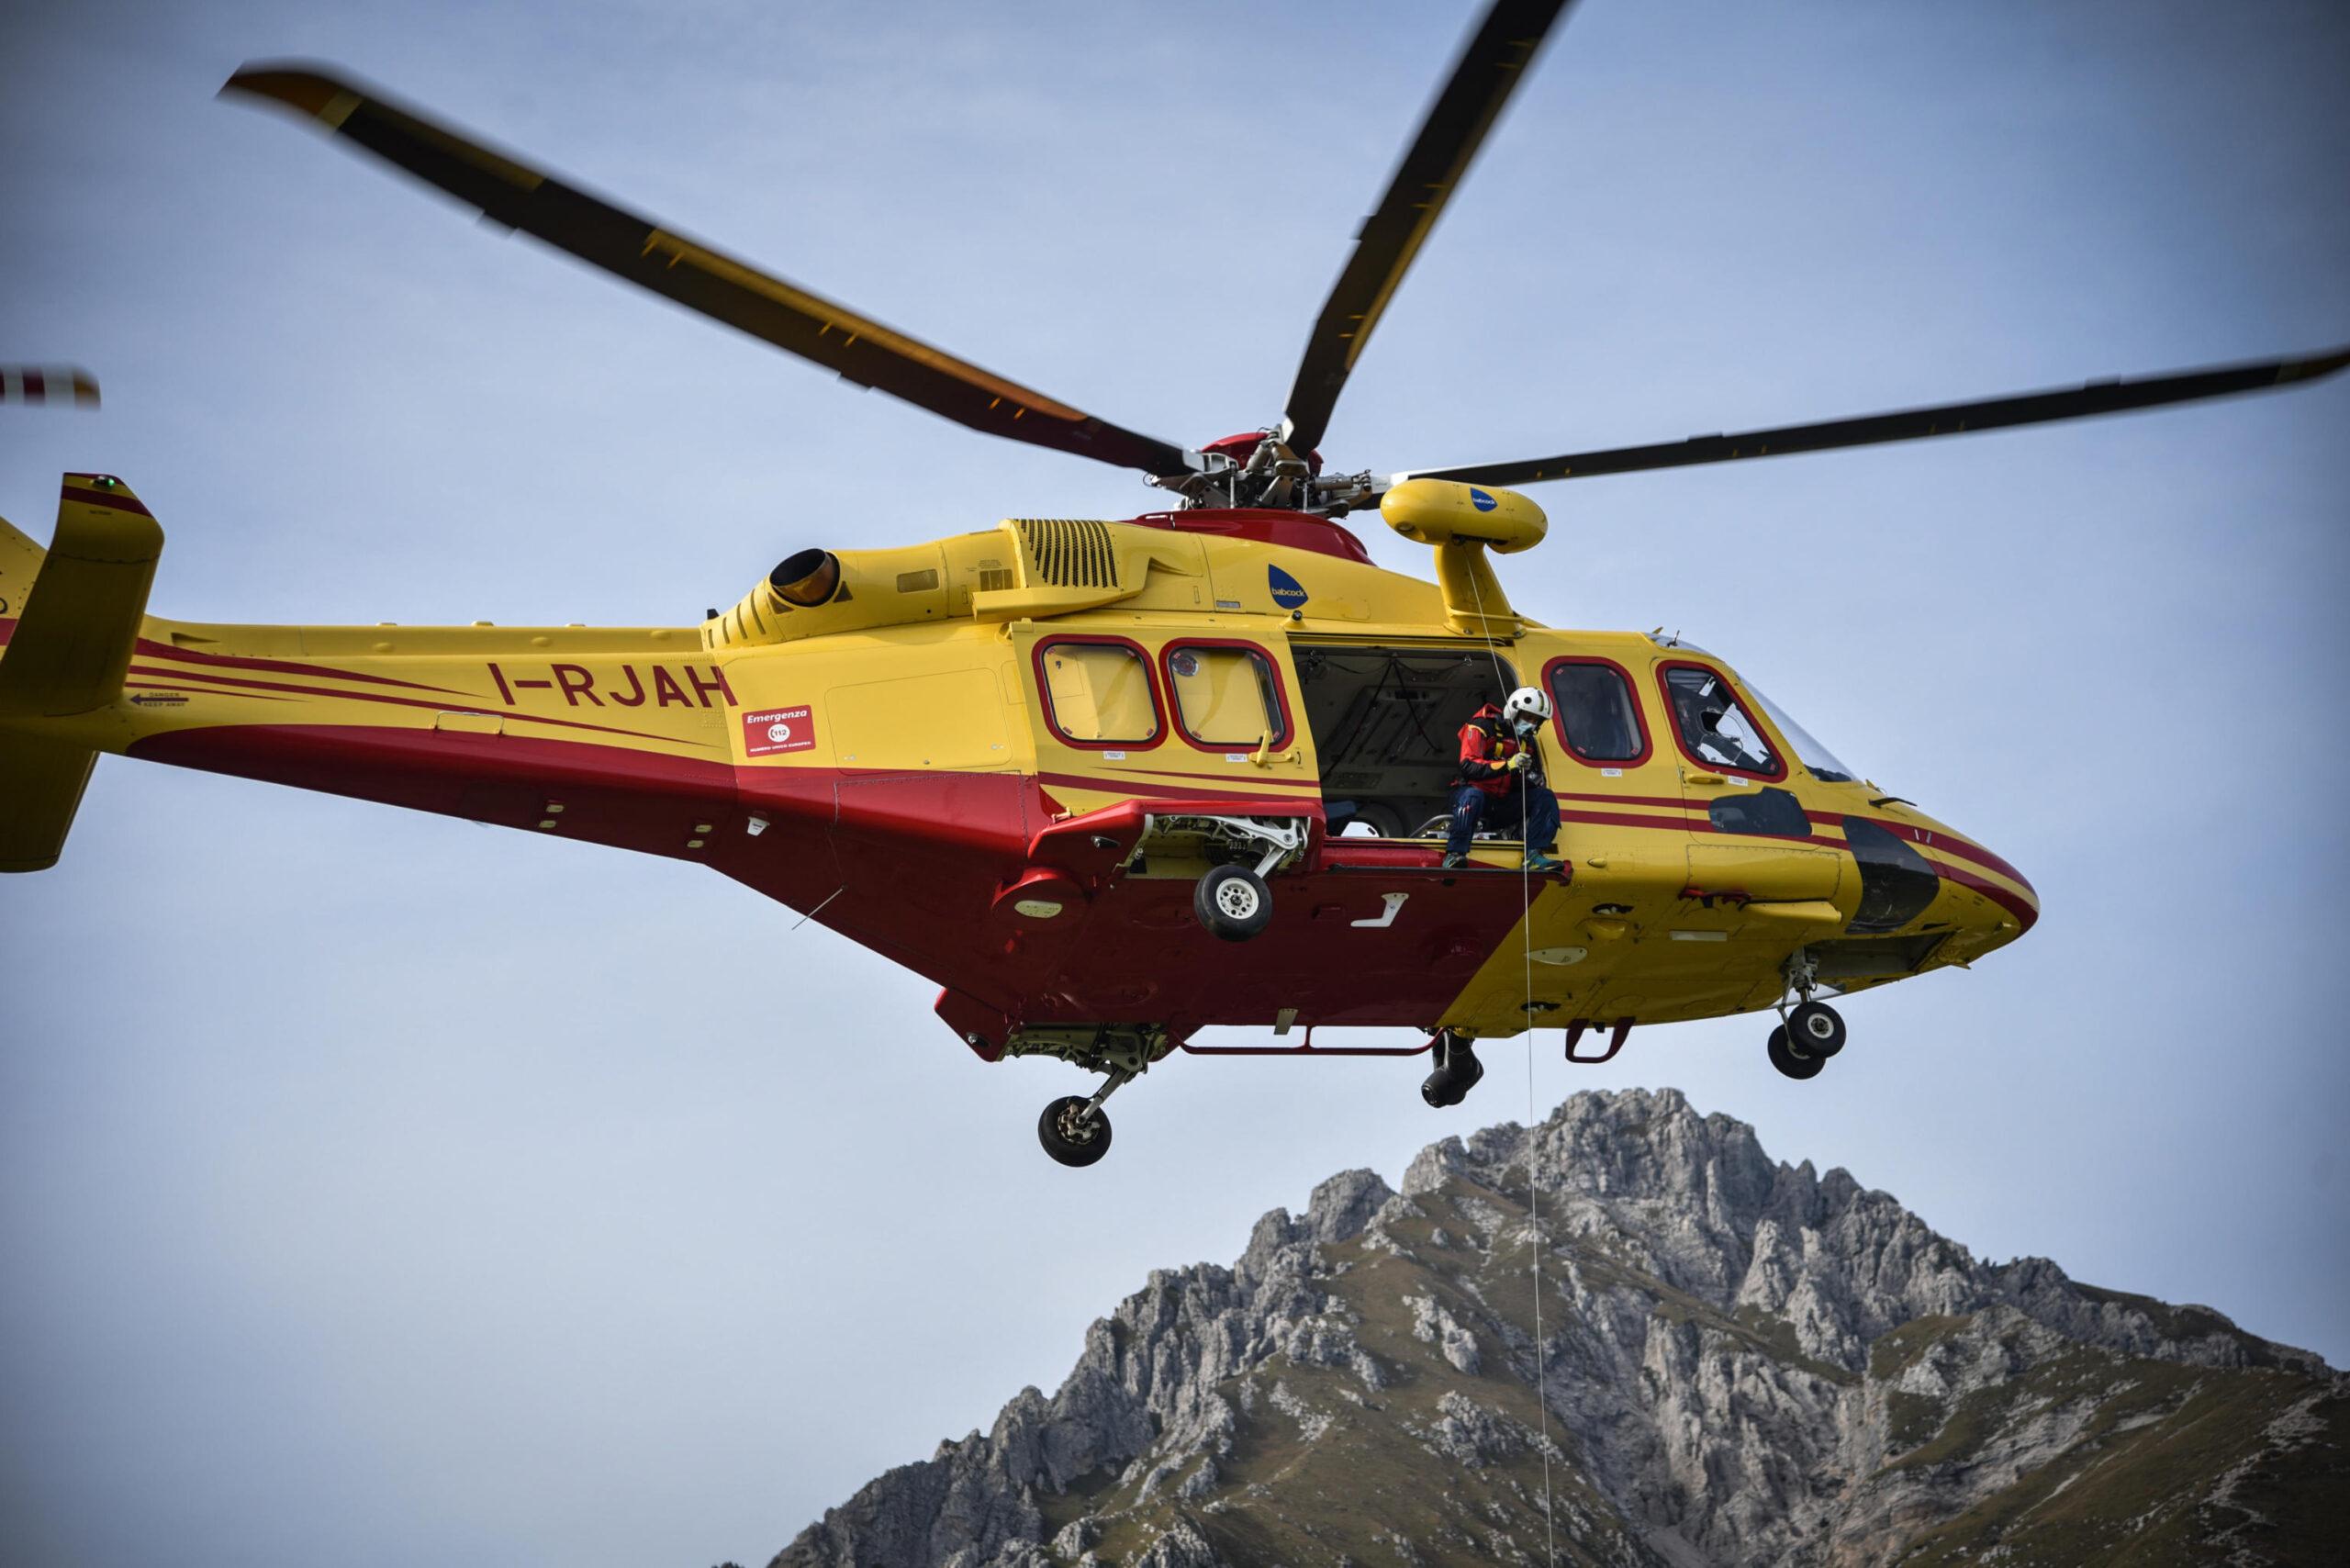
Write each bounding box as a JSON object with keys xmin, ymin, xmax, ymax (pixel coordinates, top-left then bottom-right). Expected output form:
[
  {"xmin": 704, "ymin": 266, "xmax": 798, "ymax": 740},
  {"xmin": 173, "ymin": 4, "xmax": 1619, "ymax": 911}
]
[{"xmin": 1454, "ymin": 703, "xmax": 1534, "ymax": 799}]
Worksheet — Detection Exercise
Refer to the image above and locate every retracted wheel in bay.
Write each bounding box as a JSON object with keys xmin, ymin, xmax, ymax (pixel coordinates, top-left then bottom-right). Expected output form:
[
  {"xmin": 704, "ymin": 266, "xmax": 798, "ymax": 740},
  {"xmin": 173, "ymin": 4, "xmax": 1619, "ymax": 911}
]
[{"xmin": 1194, "ymin": 864, "xmax": 1272, "ymax": 941}]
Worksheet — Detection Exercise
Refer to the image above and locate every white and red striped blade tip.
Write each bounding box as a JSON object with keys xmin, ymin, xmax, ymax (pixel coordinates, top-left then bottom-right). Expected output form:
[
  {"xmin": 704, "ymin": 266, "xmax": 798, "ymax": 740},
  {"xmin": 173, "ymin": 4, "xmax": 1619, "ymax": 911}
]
[{"xmin": 0, "ymin": 366, "xmax": 101, "ymax": 408}]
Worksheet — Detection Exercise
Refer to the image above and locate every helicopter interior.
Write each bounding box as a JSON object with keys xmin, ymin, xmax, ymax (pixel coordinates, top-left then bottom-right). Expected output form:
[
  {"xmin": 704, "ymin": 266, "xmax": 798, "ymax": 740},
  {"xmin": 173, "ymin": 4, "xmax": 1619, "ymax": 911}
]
[{"xmin": 1293, "ymin": 644, "xmax": 1519, "ymax": 839}]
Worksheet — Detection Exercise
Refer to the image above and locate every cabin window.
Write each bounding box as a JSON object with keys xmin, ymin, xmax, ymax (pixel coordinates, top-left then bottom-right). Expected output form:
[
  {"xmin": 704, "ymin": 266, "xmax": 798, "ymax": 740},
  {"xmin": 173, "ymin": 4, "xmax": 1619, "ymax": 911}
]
[
  {"xmin": 1039, "ymin": 640, "xmax": 1161, "ymax": 745},
  {"xmin": 1545, "ymin": 658, "xmax": 1649, "ymax": 765},
  {"xmin": 1166, "ymin": 644, "xmax": 1289, "ymax": 749},
  {"xmin": 1660, "ymin": 663, "xmax": 1783, "ymax": 778}
]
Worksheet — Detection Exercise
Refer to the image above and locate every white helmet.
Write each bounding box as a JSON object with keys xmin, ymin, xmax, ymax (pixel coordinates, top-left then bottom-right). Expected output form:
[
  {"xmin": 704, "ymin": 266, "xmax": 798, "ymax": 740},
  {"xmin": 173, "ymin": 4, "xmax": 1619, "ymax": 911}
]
[{"xmin": 1503, "ymin": 686, "xmax": 1552, "ymax": 731}]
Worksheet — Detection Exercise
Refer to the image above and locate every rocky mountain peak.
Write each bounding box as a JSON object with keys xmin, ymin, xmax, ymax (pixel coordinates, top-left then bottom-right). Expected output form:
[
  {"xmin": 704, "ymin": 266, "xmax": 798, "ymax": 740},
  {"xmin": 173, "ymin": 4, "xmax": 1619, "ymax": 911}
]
[{"xmin": 767, "ymin": 1090, "xmax": 2342, "ymax": 1567}]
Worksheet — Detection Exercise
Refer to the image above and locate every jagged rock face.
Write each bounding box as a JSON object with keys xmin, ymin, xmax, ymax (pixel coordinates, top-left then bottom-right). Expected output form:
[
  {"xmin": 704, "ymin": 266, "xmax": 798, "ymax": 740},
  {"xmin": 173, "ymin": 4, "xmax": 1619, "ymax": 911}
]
[{"xmin": 767, "ymin": 1090, "xmax": 2346, "ymax": 1568}]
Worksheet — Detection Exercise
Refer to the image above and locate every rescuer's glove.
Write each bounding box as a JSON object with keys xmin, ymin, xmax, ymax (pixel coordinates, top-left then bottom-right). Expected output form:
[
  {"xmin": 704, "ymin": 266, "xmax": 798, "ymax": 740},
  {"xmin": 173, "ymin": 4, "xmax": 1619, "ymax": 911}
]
[{"xmin": 1506, "ymin": 752, "xmax": 1531, "ymax": 773}]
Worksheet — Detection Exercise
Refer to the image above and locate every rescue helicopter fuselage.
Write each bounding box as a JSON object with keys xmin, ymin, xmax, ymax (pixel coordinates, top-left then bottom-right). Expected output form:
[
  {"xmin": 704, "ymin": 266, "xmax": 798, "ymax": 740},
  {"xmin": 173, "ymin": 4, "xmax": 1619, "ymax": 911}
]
[{"xmin": 0, "ymin": 472, "xmax": 2033, "ymax": 1140}]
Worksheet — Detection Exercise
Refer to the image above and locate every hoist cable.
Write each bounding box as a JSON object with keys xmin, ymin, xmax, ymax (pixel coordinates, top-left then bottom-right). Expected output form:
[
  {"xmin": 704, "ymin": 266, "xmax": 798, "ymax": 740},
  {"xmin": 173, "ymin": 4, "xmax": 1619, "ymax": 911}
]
[{"xmin": 1460, "ymin": 569, "xmax": 1558, "ymax": 1568}]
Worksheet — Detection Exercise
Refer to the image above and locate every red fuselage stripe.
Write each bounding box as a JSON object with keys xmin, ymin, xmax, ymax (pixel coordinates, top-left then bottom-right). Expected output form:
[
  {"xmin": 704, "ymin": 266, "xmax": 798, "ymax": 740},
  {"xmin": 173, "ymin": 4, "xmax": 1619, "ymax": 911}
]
[
  {"xmin": 1561, "ymin": 808, "xmax": 1707, "ymax": 834},
  {"xmin": 1035, "ymin": 770, "xmax": 1322, "ymax": 803},
  {"xmin": 1124, "ymin": 765, "xmax": 1323, "ymax": 791},
  {"xmin": 129, "ymin": 636, "xmax": 469, "ymax": 694},
  {"xmin": 1884, "ymin": 828, "xmax": 2031, "ymax": 891},
  {"xmin": 1561, "ymin": 785, "xmax": 2031, "ymax": 892},
  {"xmin": 1929, "ymin": 857, "xmax": 2041, "ymax": 931},
  {"xmin": 121, "ymin": 663, "xmax": 702, "ymax": 745},
  {"xmin": 1558, "ymin": 790, "xmax": 1704, "ymax": 811},
  {"xmin": 129, "ymin": 721, "xmax": 739, "ymax": 789},
  {"xmin": 124, "ymin": 679, "xmax": 297, "ymax": 703},
  {"xmin": 61, "ymin": 476, "xmax": 153, "ymax": 517},
  {"xmin": 2, "ymin": 614, "xmax": 463, "ymax": 696}
]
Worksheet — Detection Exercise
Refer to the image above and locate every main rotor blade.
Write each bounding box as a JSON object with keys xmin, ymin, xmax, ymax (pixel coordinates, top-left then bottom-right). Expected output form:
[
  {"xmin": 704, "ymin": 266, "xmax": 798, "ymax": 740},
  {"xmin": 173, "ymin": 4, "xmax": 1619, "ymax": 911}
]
[
  {"xmin": 222, "ymin": 64, "xmax": 1202, "ymax": 478},
  {"xmin": 1400, "ymin": 344, "xmax": 2350, "ymax": 487},
  {"xmin": 1281, "ymin": 0, "xmax": 1572, "ymax": 454}
]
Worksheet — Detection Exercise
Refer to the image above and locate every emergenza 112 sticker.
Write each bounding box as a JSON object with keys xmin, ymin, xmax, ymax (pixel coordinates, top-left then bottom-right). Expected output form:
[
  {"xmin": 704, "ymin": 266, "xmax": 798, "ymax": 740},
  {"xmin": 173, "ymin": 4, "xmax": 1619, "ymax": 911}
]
[{"xmin": 743, "ymin": 705, "xmax": 815, "ymax": 756}]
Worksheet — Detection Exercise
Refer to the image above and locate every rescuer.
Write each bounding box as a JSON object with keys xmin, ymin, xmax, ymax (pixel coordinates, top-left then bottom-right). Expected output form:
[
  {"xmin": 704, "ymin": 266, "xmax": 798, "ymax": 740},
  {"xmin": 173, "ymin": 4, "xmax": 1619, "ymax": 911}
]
[{"xmin": 1444, "ymin": 687, "xmax": 1563, "ymax": 872}]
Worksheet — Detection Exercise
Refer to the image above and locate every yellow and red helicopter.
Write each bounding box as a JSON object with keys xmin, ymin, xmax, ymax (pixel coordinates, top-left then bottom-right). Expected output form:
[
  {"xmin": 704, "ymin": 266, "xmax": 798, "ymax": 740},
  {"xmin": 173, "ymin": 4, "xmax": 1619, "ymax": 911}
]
[{"xmin": 4, "ymin": 0, "xmax": 2342, "ymax": 1164}]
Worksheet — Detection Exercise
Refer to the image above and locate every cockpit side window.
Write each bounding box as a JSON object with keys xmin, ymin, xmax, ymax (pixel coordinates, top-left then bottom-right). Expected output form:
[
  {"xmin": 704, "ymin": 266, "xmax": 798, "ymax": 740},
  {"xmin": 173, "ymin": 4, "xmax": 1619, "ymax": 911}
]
[
  {"xmin": 1659, "ymin": 662, "xmax": 1783, "ymax": 778},
  {"xmin": 1545, "ymin": 657, "xmax": 1650, "ymax": 766}
]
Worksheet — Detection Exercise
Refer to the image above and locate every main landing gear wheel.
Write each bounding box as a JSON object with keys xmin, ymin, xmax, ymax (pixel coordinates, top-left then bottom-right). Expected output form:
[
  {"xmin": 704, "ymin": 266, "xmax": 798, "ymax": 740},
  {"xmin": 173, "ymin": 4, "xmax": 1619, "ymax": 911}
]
[
  {"xmin": 1767, "ymin": 1025, "xmax": 1826, "ymax": 1081},
  {"xmin": 1786, "ymin": 1000, "xmax": 1847, "ymax": 1058},
  {"xmin": 1421, "ymin": 1030, "xmax": 1485, "ymax": 1108},
  {"xmin": 1038, "ymin": 1096, "xmax": 1113, "ymax": 1167},
  {"xmin": 1194, "ymin": 864, "xmax": 1272, "ymax": 942}
]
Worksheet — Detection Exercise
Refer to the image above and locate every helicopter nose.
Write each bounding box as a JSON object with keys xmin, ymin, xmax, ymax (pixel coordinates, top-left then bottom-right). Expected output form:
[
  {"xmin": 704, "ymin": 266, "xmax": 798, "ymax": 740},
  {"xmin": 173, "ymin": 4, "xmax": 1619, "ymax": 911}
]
[
  {"xmin": 1962, "ymin": 839, "xmax": 2036, "ymax": 935},
  {"xmin": 1932, "ymin": 829, "xmax": 2039, "ymax": 947},
  {"xmin": 1846, "ymin": 812, "xmax": 2035, "ymax": 948}
]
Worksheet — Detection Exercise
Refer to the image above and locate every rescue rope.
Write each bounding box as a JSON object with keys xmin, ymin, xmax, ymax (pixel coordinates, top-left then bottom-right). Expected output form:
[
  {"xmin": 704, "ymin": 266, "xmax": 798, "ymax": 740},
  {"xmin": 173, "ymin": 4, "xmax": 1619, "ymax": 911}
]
[{"xmin": 1460, "ymin": 567, "xmax": 1558, "ymax": 1568}]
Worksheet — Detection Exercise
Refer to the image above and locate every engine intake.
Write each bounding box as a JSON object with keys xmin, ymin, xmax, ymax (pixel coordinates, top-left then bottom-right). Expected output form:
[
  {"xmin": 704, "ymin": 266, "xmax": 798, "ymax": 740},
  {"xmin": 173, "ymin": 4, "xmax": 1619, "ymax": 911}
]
[
  {"xmin": 769, "ymin": 548, "xmax": 842, "ymax": 608},
  {"xmin": 701, "ymin": 517, "xmax": 1212, "ymax": 651}
]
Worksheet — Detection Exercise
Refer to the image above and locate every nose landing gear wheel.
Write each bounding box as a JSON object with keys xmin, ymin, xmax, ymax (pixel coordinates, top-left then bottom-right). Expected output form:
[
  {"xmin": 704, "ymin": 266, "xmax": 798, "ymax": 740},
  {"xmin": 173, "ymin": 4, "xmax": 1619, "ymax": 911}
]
[
  {"xmin": 1787, "ymin": 1000, "xmax": 1846, "ymax": 1058},
  {"xmin": 1038, "ymin": 1096, "xmax": 1113, "ymax": 1167},
  {"xmin": 1194, "ymin": 864, "xmax": 1273, "ymax": 942},
  {"xmin": 1420, "ymin": 1031, "xmax": 1485, "ymax": 1107},
  {"xmin": 1767, "ymin": 1025, "xmax": 1826, "ymax": 1081}
]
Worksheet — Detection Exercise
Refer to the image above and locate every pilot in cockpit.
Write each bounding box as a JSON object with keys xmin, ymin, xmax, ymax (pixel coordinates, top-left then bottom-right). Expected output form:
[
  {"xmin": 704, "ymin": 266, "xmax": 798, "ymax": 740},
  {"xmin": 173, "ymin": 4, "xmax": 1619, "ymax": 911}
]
[{"xmin": 1671, "ymin": 680, "xmax": 1773, "ymax": 774}]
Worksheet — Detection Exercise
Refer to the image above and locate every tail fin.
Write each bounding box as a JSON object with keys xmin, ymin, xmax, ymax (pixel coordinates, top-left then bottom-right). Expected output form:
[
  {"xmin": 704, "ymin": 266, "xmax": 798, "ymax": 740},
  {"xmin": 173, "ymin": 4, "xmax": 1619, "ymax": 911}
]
[
  {"xmin": 0, "ymin": 507, "xmax": 45, "ymax": 621},
  {"xmin": 0, "ymin": 474, "xmax": 164, "ymax": 871}
]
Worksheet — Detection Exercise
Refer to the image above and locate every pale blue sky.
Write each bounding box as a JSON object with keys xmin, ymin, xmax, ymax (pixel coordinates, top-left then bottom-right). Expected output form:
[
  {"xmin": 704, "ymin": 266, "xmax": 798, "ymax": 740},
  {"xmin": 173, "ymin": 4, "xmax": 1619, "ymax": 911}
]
[{"xmin": 3, "ymin": 3, "xmax": 2346, "ymax": 1565}]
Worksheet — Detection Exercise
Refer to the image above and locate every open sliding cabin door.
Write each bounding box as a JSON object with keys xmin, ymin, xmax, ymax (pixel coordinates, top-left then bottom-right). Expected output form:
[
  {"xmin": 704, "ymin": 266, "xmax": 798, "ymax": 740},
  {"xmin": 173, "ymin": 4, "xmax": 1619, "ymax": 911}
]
[{"xmin": 1289, "ymin": 639, "xmax": 1521, "ymax": 845}]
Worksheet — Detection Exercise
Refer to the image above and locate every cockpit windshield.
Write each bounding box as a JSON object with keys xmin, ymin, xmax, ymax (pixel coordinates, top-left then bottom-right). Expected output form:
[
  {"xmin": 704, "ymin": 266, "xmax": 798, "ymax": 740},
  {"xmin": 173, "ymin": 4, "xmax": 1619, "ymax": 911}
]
[{"xmin": 1744, "ymin": 680, "xmax": 1857, "ymax": 784}]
